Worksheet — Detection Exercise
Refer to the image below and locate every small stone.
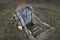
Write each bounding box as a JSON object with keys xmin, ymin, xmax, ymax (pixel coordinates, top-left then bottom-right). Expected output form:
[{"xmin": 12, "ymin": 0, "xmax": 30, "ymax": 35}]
[{"xmin": 18, "ymin": 26, "xmax": 23, "ymax": 30}]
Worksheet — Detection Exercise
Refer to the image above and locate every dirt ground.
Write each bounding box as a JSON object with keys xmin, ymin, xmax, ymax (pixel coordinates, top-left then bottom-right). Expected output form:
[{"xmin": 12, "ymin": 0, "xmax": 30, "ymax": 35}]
[{"xmin": 0, "ymin": 0, "xmax": 60, "ymax": 40}]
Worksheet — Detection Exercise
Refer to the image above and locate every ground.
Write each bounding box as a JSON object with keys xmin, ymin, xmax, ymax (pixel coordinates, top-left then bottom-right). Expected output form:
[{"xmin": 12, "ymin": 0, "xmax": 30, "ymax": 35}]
[{"xmin": 0, "ymin": 1, "xmax": 60, "ymax": 40}]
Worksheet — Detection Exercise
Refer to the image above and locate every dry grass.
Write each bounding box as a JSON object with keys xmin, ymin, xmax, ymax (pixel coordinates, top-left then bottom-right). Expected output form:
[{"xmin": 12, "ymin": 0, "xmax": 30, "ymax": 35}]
[
  {"xmin": 0, "ymin": 2, "xmax": 60, "ymax": 40},
  {"xmin": 32, "ymin": 4, "xmax": 60, "ymax": 40}
]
